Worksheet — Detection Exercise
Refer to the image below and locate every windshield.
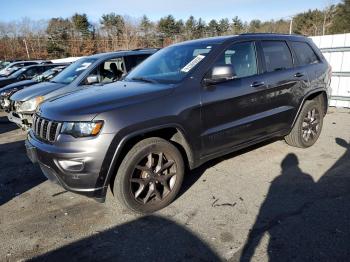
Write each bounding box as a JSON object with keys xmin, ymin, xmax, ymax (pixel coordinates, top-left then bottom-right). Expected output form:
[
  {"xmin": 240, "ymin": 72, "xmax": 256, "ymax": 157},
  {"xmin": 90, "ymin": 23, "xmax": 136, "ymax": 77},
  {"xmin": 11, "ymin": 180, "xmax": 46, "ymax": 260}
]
[
  {"xmin": 11, "ymin": 68, "xmax": 27, "ymax": 78},
  {"xmin": 51, "ymin": 58, "xmax": 97, "ymax": 84},
  {"xmin": 33, "ymin": 68, "xmax": 60, "ymax": 82},
  {"xmin": 125, "ymin": 44, "xmax": 217, "ymax": 83},
  {"xmin": 0, "ymin": 64, "xmax": 20, "ymax": 76}
]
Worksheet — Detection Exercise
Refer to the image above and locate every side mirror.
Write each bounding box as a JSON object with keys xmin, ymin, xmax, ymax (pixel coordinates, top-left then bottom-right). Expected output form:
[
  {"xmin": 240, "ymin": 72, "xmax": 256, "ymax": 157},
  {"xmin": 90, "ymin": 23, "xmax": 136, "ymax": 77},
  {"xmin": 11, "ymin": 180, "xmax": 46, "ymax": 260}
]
[
  {"xmin": 203, "ymin": 65, "xmax": 236, "ymax": 86},
  {"xmin": 86, "ymin": 75, "xmax": 99, "ymax": 85}
]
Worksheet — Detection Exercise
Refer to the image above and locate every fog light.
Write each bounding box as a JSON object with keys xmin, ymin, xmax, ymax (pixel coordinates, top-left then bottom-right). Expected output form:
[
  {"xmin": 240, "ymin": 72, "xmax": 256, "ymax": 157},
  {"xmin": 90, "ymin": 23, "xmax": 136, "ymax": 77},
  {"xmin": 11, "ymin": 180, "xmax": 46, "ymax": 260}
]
[{"xmin": 58, "ymin": 160, "xmax": 84, "ymax": 172}]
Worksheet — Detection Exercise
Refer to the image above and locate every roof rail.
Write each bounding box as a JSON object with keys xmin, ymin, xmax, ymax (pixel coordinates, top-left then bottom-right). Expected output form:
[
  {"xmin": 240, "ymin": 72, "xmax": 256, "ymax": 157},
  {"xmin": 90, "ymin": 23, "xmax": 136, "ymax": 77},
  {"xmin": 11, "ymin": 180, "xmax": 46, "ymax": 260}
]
[
  {"xmin": 131, "ymin": 48, "xmax": 160, "ymax": 51},
  {"xmin": 239, "ymin": 33, "xmax": 304, "ymax": 37}
]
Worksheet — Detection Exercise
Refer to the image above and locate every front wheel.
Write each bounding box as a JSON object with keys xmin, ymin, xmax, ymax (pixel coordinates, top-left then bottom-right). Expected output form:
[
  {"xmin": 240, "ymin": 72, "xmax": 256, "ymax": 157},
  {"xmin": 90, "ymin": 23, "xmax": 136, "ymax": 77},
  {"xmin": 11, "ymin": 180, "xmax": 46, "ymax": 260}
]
[
  {"xmin": 285, "ymin": 99, "xmax": 324, "ymax": 148},
  {"xmin": 113, "ymin": 137, "xmax": 184, "ymax": 213}
]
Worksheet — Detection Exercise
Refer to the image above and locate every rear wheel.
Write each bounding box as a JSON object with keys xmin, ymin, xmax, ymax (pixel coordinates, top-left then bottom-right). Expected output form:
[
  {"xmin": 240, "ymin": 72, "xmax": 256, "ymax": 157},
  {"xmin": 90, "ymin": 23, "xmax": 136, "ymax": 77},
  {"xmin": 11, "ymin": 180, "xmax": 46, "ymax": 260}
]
[
  {"xmin": 113, "ymin": 137, "xmax": 184, "ymax": 213},
  {"xmin": 285, "ymin": 99, "xmax": 324, "ymax": 148}
]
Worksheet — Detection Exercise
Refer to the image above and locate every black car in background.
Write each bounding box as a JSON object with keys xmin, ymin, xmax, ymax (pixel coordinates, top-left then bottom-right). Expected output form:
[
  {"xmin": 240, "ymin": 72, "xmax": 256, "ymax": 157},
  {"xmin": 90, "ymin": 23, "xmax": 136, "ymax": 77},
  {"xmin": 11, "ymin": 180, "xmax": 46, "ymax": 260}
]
[
  {"xmin": 25, "ymin": 34, "xmax": 331, "ymax": 213},
  {"xmin": 0, "ymin": 63, "xmax": 67, "ymax": 89},
  {"xmin": 0, "ymin": 65, "xmax": 68, "ymax": 110},
  {"xmin": 0, "ymin": 60, "xmax": 17, "ymax": 70},
  {"xmin": 0, "ymin": 60, "xmax": 50, "ymax": 77}
]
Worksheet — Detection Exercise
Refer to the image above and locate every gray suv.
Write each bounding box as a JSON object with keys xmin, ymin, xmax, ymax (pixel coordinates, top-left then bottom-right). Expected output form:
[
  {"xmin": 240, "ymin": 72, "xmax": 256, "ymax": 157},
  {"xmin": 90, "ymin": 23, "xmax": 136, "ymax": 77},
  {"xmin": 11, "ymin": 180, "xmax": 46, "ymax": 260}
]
[
  {"xmin": 25, "ymin": 34, "xmax": 331, "ymax": 213},
  {"xmin": 8, "ymin": 49, "xmax": 157, "ymax": 129}
]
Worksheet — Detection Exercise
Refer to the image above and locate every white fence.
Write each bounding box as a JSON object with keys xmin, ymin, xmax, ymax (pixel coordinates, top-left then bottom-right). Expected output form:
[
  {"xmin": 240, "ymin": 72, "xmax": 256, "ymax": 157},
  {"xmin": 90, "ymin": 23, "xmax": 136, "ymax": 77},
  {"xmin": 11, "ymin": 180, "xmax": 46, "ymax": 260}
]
[{"xmin": 310, "ymin": 33, "xmax": 350, "ymax": 108}]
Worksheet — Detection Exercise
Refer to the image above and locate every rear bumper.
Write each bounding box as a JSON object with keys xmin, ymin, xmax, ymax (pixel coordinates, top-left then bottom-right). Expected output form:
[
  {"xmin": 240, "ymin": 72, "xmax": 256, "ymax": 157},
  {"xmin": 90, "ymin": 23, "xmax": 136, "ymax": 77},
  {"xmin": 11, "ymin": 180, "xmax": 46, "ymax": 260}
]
[{"xmin": 25, "ymin": 130, "xmax": 116, "ymax": 200}]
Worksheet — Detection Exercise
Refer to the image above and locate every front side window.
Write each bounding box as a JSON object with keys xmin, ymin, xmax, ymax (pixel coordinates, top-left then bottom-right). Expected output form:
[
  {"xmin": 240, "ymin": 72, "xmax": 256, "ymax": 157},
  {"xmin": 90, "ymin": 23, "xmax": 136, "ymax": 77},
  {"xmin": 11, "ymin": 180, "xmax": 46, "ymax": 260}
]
[
  {"xmin": 83, "ymin": 58, "xmax": 125, "ymax": 85},
  {"xmin": 125, "ymin": 44, "xmax": 217, "ymax": 84},
  {"xmin": 291, "ymin": 41, "xmax": 319, "ymax": 66},
  {"xmin": 24, "ymin": 68, "xmax": 41, "ymax": 78},
  {"xmin": 212, "ymin": 41, "xmax": 258, "ymax": 79},
  {"xmin": 261, "ymin": 41, "xmax": 293, "ymax": 73},
  {"xmin": 51, "ymin": 58, "xmax": 97, "ymax": 84}
]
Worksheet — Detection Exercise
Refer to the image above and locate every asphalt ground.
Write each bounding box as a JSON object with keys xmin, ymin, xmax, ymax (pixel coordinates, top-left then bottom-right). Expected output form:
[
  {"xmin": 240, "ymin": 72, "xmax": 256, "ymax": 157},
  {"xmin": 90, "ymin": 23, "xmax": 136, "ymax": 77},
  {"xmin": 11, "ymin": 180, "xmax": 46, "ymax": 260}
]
[{"xmin": 0, "ymin": 108, "xmax": 349, "ymax": 262}]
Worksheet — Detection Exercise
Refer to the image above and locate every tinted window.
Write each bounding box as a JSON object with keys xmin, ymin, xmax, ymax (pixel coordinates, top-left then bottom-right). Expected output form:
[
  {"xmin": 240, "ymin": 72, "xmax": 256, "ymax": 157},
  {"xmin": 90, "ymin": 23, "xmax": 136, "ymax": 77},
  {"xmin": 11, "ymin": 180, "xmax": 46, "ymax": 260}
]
[
  {"xmin": 213, "ymin": 41, "xmax": 257, "ymax": 78},
  {"xmin": 261, "ymin": 41, "xmax": 293, "ymax": 72},
  {"xmin": 124, "ymin": 54, "xmax": 151, "ymax": 71},
  {"xmin": 291, "ymin": 41, "xmax": 319, "ymax": 66},
  {"xmin": 23, "ymin": 68, "xmax": 38, "ymax": 78}
]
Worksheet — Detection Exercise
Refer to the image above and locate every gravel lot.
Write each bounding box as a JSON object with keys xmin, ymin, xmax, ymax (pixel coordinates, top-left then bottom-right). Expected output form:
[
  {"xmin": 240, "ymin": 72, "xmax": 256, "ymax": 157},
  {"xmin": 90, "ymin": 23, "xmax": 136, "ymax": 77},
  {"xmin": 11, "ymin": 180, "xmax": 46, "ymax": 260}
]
[{"xmin": 0, "ymin": 109, "xmax": 350, "ymax": 262}]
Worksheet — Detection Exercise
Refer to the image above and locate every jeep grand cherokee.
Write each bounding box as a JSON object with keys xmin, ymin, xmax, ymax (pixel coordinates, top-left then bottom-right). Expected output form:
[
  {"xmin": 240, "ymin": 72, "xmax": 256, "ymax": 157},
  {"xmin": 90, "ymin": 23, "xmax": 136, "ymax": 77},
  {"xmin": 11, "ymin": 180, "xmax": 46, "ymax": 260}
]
[{"xmin": 25, "ymin": 34, "xmax": 331, "ymax": 213}]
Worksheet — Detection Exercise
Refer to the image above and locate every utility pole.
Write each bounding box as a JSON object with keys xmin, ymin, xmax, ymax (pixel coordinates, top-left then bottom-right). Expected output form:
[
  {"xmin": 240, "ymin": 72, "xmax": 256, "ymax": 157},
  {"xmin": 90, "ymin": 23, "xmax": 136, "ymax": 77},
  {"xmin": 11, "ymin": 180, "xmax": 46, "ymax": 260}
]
[
  {"xmin": 289, "ymin": 16, "xmax": 294, "ymax": 35},
  {"xmin": 23, "ymin": 39, "xmax": 30, "ymax": 59}
]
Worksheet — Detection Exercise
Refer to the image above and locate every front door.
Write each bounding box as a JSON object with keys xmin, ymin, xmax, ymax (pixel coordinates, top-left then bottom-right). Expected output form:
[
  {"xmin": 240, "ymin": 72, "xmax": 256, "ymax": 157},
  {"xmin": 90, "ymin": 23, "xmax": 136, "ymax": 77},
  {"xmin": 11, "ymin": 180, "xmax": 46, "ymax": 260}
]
[{"xmin": 200, "ymin": 41, "xmax": 269, "ymax": 156}]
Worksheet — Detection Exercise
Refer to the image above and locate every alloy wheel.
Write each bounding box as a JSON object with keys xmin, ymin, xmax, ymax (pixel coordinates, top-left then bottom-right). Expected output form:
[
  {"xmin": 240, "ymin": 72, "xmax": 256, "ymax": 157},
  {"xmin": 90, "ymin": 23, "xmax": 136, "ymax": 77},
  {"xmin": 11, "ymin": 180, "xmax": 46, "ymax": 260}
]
[
  {"xmin": 130, "ymin": 152, "xmax": 177, "ymax": 205},
  {"xmin": 302, "ymin": 107, "xmax": 321, "ymax": 142}
]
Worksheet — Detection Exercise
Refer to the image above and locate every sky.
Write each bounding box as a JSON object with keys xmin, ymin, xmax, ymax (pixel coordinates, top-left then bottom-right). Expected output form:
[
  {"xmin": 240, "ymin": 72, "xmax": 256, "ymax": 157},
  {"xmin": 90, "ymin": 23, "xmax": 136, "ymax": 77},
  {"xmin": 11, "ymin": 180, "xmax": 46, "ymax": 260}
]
[{"xmin": 0, "ymin": 0, "xmax": 341, "ymax": 23}]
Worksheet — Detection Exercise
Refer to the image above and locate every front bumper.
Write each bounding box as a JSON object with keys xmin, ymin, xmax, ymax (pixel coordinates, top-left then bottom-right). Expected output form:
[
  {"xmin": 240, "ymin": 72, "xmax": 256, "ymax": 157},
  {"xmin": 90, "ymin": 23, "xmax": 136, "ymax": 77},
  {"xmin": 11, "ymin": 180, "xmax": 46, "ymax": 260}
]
[
  {"xmin": 0, "ymin": 97, "xmax": 9, "ymax": 110},
  {"xmin": 26, "ymin": 130, "xmax": 116, "ymax": 200},
  {"xmin": 7, "ymin": 111, "xmax": 33, "ymax": 130}
]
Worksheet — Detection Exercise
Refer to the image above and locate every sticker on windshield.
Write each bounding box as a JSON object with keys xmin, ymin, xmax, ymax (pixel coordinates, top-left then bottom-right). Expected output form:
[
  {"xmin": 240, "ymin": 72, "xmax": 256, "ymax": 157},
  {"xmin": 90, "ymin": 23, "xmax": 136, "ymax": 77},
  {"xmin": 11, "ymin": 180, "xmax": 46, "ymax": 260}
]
[
  {"xmin": 76, "ymin": 62, "xmax": 92, "ymax": 72},
  {"xmin": 181, "ymin": 55, "xmax": 205, "ymax": 73}
]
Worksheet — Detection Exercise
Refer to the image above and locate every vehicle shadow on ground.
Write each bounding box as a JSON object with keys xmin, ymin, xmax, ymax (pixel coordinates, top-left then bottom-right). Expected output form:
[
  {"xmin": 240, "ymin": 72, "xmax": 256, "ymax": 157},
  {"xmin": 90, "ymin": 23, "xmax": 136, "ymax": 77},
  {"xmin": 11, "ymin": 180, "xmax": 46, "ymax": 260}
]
[
  {"xmin": 0, "ymin": 141, "xmax": 46, "ymax": 206},
  {"xmin": 236, "ymin": 138, "xmax": 350, "ymax": 261},
  {"xmin": 180, "ymin": 138, "xmax": 281, "ymax": 199},
  {"xmin": 0, "ymin": 115, "xmax": 18, "ymax": 134},
  {"xmin": 32, "ymin": 215, "xmax": 221, "ymax": 262}
]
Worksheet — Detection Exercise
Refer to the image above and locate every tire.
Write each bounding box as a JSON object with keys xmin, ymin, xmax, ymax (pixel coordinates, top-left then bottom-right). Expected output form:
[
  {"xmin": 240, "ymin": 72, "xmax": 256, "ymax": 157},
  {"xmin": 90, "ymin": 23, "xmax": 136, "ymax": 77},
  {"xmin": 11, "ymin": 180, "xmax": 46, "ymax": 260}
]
[
  {"xmin": 113, "ymin": 137, "xmax": 185, "ymax": 214},
  {"xmin": 285, "ymin": 99, "xmax": 324, "ymax": 148}
]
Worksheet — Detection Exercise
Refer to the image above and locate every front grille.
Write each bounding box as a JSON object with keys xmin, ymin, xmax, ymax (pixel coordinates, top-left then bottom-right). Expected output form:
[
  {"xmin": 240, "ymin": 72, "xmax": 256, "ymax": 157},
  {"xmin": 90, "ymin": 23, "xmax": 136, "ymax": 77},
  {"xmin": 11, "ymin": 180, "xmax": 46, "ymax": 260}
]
[{"xmin": 32, "ymin": 115, "xmax": 62, "ymax": 142}]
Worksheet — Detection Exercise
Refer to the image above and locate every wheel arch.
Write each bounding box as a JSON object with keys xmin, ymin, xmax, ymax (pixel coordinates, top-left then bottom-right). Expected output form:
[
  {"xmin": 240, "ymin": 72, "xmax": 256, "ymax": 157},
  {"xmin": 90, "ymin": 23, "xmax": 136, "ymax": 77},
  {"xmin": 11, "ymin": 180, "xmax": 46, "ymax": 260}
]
[
  {"xmin": 292, "ymin": 89, "xmax": 328, "ymax": 129},
  {"xmin": 102, "ymin": 124, "xmax": 195, "ymax": 194}
]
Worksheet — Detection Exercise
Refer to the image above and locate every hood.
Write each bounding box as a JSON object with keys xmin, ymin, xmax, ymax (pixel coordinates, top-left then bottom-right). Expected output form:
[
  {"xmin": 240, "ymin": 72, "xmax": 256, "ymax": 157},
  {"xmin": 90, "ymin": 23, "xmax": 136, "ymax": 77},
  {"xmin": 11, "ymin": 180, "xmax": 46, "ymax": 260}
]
[
  {"xmin": 39, "ymin": 81, "xmax": 175, "ymax": 122},
  {"xmin": 10, "ymin": 81, "xmax": 65, "ymax": 102},
  {"xmin": 0, "ymin": 80, "xmax": 36, "ymax": 94}
]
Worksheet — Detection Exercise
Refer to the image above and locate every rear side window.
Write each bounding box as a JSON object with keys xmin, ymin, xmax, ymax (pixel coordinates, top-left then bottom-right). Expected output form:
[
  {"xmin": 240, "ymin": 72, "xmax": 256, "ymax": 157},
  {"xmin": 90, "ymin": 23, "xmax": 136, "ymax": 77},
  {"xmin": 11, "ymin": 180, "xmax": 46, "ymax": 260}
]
[
  {"xmin": 124, "ymin": 54, "xmax": 151, "ymax": 72},
  {"xmin": 291, "ymin": 41, "xmax": 319, "ymax": 66},
  {"xmin": 261, "ymin": 41, "xmax": 293, "ymax": 73}
]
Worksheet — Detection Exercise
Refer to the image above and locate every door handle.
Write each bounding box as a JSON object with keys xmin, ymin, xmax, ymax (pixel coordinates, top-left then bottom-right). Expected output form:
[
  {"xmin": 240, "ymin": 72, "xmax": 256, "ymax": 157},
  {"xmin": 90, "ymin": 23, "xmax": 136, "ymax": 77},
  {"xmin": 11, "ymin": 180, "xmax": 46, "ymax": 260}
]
[
  {"xmin": 294, "ymin": 72, "xmax": 304, "ymax": 78},
  {"xmin": 251, "ymin": 81, "xmax": 265, "ymax": 88}
]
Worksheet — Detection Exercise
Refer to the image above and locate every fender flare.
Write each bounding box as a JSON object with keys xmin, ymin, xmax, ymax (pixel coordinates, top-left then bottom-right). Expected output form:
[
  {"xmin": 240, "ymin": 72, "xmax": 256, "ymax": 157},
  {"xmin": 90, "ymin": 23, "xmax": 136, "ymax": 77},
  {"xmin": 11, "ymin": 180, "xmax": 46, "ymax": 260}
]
[
  {"xmin": 100, "ymin": 123, "xmax": 195, "ymax": 194},
  {"xmin": 291, "ymin": 88, "xmax": 328, "ymax": 128}
]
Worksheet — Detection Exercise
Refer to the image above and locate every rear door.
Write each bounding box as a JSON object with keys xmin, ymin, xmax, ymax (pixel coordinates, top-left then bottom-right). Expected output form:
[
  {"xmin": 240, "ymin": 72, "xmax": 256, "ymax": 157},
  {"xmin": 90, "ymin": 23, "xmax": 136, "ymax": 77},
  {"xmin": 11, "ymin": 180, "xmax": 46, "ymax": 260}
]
[
  {"xmin": 289, "ymin": 41, "xmax": 326, "ymax": 94},
  {"xmin": 258, "ymin": 40, "xmax": 303, "ymax": 132}
]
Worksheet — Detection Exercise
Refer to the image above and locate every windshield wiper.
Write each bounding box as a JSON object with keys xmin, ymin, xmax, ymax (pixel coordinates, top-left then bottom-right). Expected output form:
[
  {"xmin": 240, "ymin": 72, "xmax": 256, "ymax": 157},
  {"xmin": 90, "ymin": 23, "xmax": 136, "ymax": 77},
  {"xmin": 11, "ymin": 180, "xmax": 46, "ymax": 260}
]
[
  {"xmin": 50, "ymin": 80, "xmax": 61, "ymax": 84},
  {"xmin": 131, "ymin": 77, "xmax": 157, "ymax": 84}
]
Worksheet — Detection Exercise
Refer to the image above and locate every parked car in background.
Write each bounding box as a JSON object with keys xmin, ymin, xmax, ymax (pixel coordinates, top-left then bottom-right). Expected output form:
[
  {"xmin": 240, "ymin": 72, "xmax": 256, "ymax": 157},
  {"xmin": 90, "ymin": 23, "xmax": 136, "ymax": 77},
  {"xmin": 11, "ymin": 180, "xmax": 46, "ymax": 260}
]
[
  {"xmin": 0, "ymin": 60, "xmax": 51, "ymax": 77},
  {"xmin": 0, "ymin": 65, "xmax": 68, "ymax": 110},
  {"xmin": 0, "ymin": 60, "xmax": 15, "ymax": 70},
  {"xmin": 8, "ymin": 49, "xmax": 158, "ymax": 129},
  {"xmin": 0, "ymin": 63, "xmax": 67, "ymax": 89},
  {"xmin": 24, "ymin": 34, "xmax": 331, "ymax": 213}
]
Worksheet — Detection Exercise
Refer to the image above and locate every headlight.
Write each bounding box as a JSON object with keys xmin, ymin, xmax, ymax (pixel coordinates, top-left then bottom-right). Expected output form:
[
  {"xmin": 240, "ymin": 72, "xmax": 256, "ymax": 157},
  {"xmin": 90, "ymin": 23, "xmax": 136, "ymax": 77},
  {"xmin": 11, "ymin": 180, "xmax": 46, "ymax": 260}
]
[
  {"xmin": 17, "ymin": 96, "xmax": 44, "ymax": 113},
  {"xmin": 1, "ymin": 91, "xmax": 10, "ymax": 97},
  {"xmin": 1, "ymin": 89, "xmax": 17, "ymax": 97},
  {"xmin": 61, "ymin": 121, "xmax": 103, "ymax": 138}
]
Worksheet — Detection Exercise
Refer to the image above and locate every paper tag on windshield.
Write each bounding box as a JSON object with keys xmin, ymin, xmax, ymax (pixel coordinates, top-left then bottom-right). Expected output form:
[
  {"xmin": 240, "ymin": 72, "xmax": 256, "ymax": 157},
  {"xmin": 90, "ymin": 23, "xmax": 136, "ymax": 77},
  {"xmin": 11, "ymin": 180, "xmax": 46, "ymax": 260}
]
[
  {"xmin": 76, "ymin": 62, "xmax": 92, "ymax": 72},
  {"xmin": 181, "ymin": 55, "xmax": 205, "ymax": 73}
]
